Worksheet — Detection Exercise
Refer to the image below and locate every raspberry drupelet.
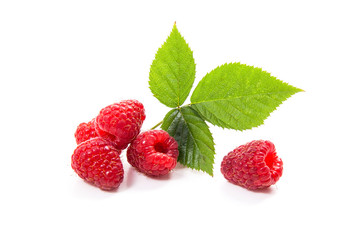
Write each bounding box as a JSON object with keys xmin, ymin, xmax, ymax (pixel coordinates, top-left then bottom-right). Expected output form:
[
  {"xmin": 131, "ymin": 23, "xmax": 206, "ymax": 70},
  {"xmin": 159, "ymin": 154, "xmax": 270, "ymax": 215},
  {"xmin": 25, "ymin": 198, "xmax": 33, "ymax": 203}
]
[
  {"xmin": 71, "ymin": 137, "xmax": 124, "ymax": 190},
  {"xmin": 74, "ymin": 118, "xmax": 98, "ymax": 144},
  {"xmin": 221, "ymin": 140, "xmax": 283, "ymax": 190},
  {"xmin": 95, "ymin": 100, "xmax": 145, "ymax": 150},
  {"xmin": 127, "ymin": 130, "xmax": 179, "ymax": 177}
]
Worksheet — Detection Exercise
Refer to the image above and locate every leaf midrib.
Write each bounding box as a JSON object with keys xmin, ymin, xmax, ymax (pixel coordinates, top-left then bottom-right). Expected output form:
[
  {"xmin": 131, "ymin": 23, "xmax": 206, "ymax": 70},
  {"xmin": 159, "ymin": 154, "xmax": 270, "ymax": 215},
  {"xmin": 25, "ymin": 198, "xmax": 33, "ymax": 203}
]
[
  {"xmin": 178, "ymin": 107, "xmax": 211, "ymax": 165},
  {"xmin": 191, "ymin": 90, "xmax": 298, "ymax": 104}
]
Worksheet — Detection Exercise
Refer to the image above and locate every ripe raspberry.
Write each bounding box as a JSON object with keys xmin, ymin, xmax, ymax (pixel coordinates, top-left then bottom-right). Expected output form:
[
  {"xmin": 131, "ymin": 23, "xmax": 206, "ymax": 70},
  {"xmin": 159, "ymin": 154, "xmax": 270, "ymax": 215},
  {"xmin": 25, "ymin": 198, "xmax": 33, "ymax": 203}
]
[
  {"xmin": 71, "ymin": 137, "xmax": 124, "ymax": 190},
  {"xmin": 95, "ymin": 100, "xmax": 145, "ymax": 150},
  {"xmin": 221, "ymin": 140, "xmax": 283, "ymax": 190},
  {"xmin": 127, "ymin": 130, "xmax": 179, "ymax": 177},
  {"xmin": 74, "ymin": 118, "xmax": 98, "ymax": 144}
]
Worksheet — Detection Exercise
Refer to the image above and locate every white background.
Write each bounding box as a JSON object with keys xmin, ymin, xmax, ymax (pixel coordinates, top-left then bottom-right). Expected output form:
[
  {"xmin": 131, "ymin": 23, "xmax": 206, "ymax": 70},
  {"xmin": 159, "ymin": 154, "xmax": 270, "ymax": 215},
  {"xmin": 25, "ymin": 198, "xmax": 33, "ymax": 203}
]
[{"xmin": 1, "ymin": 0, "xmax": 359, "ymax": 239}]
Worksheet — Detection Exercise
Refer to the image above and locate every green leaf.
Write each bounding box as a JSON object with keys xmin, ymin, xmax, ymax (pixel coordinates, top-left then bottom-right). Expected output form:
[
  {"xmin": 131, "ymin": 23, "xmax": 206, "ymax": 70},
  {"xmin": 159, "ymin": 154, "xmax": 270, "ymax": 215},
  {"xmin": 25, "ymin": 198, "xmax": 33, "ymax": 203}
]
[
  {"xmin": 149, "ymin": 23, "xmax": 196, "ymax": 108},
  {"xmin": 161, "ymin": 106, "xmax": 215, "ymax": 176},
  {"xmin": 191, "ymin": 63, "xmax": 303, "ymax": 130}
]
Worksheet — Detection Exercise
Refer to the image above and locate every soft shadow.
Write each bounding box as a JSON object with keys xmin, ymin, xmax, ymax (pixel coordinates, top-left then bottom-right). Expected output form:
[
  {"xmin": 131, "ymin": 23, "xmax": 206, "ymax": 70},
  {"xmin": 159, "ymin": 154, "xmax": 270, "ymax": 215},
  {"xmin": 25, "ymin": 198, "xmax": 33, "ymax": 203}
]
[
  {"xmin": 248, "ymin": 187, "xmax": 274, "ymax": 194},
  {"xmin": 70, "ymin": 177, "xmax": 120, "ymax": 199},
  {"xmin": 221, "ymin": 181, "xmax": 277, "ymax": 205},
  {"xmin": 174, "ymin": 164, "xmax": 187, "ymax": 170},
  {"xmin": 124, "ymin": 166, "xmax": 177, "ymax": 191},
  {"xmin": 147, "ymin": 173, "xmax": 171, "ymax": 181},
  {"xmin": 125, "ymin": 167, "xmax": 136, "ymax": 188},
  {"xmin": 125, "ymin": 167, "xmax": 172, "ymax": 187}
]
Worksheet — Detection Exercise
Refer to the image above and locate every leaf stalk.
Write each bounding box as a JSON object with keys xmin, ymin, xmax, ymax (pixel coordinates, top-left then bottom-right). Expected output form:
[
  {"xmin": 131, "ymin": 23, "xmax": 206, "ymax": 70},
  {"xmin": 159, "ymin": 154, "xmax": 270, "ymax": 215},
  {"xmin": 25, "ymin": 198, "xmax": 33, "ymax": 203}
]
[{"xmin": 151, "ymin": 121, "xmax": 163, "ymax": 130}]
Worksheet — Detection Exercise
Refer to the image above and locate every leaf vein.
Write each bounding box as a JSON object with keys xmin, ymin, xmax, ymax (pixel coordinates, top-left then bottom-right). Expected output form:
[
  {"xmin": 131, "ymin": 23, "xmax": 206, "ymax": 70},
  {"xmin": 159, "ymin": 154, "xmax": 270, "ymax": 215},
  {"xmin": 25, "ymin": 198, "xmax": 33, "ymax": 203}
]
[{"xmin": 192, "ymin": 90, "xmax": 299, "ymax": 104}]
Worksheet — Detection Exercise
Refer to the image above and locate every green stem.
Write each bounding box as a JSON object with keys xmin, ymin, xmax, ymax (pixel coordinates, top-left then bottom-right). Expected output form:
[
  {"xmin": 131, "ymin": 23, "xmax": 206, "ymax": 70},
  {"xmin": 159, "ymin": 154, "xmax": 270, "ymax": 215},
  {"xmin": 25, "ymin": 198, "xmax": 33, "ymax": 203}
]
[
  {"xmin": 151, "ymin": 121, "xmax": 163, "ymax": 130},
  {"xmin": 180, "ymin": 103, "xmax": 192, "ymax": 108}
]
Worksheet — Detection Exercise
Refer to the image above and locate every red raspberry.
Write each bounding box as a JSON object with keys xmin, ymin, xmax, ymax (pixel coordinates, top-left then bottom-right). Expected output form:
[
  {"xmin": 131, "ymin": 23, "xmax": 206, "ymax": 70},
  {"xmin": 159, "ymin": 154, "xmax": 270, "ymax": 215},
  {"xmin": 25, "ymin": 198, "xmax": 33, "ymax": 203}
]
[
  {"xmin": 74, "ymin": 118, "xmax": 98, "ymax": 144},
  {"xmin": 221, "ymin": 140, "xmax": 283, "ymax": 190},
  {"xmin": 95, "ymin": 100, "xmax": 145, "ymax": 150},
  {"xmin": 127, "ymin": 130, "xmax": 179, "ymax": 177},
  {"xmin": 71, "ymin": 137, "xmax": 124, "ymax": 190}
]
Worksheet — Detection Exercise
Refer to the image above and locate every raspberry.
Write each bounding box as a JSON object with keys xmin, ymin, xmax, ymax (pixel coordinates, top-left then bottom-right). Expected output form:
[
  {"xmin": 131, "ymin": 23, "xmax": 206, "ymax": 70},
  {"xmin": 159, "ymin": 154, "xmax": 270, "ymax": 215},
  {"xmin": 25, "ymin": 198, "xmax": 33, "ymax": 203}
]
[
  {"xmin": 95, "ymin": 100, "xmax": 145, "ymax": 150},
  {"xmin": 74, "ymin": 118, "xmax": 98, "ymax": 144},
  {"xmin": 127, "ymin": 130, "xmax": 179, "ymax": 177},
  {"xmin": 221, "ymin": 140, "xmax": 283, "ymax": 190},
  {"xmin": 71, "ymin": 137, "xmax": 124, "ymax": 190}
]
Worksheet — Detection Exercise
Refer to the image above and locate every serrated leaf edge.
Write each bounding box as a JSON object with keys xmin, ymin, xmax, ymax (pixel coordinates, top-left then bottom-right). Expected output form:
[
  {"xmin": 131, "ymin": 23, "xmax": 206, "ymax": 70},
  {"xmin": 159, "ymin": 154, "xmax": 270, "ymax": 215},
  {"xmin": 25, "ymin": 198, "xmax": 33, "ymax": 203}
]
[
  {"xmin": 190, "ymin": 62, "xmax": 303, "ymax": 130},
  {"xmin": 149, "ymin": 23, "xmax": 196, "ymax": 108},
  {"xmin": 161, "ymin": 107, "xmax": 215, "ymax": 176}
]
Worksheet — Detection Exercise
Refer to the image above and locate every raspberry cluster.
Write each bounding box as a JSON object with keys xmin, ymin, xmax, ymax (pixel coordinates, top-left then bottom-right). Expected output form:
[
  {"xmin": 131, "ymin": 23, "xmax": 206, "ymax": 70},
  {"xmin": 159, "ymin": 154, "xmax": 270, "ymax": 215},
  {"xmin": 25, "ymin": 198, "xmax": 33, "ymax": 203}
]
[
  {"xmin": 72, "ymin": 101, "xmax": 284, "ymax": 192},
  {"xmin": 72, "ymin": 99, "xmax": 179, "ymax": 190}
]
